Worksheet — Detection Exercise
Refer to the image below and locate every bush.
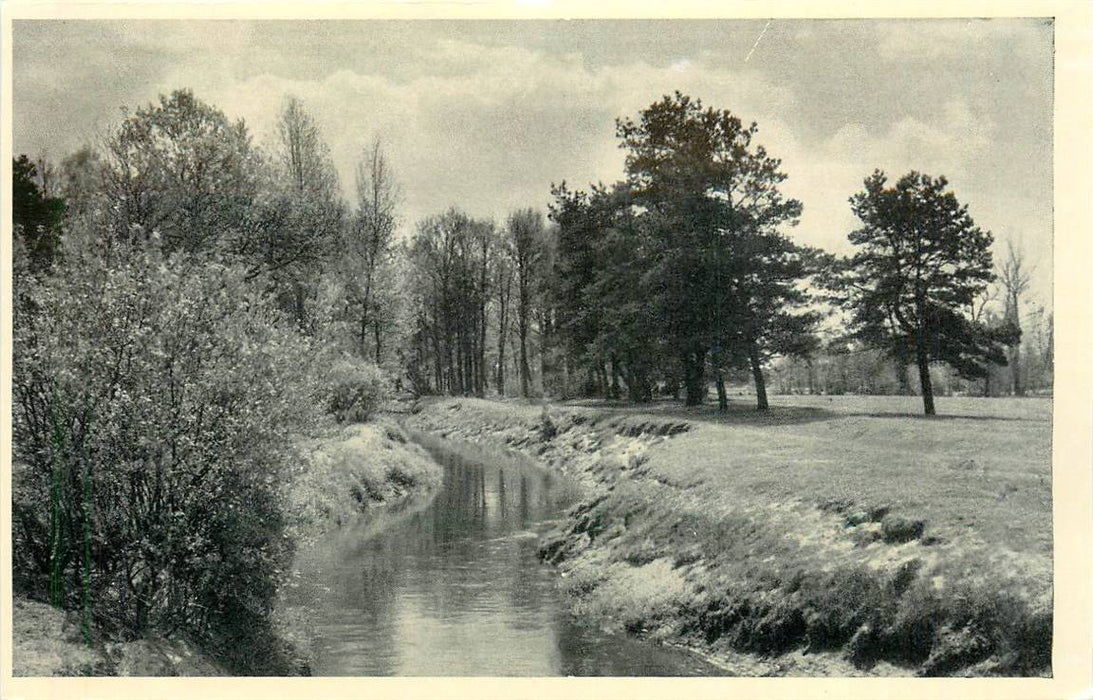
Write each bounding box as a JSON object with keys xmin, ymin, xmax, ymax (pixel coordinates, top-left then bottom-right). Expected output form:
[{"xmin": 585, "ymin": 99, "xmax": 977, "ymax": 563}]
[
  {"xmin": 326, "ymin": 358, "xmax": 390, "ymax": 423},
  {"xmin": 11, "ymin": 236, "xmax": 324, "ymax": 664}
]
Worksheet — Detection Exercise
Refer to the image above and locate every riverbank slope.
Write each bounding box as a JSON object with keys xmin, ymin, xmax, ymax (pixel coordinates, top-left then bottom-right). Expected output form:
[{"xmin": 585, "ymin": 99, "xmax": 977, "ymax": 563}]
[{"xmin": 407, "ymin": 395, "xmax": 1052, "ymax": 676}]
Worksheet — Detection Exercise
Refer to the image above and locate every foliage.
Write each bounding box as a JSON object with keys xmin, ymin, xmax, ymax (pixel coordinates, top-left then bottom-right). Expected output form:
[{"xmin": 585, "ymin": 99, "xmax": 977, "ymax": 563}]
[
  {"xmin": 342, "ymin": 138, "xmax": 401, "ymax": 362},
  {"xmin": 837, "ymin": 170, "xmax": 1014, "ymax": 414},
  {"xmin": 405, "ymin": 209, "xmax": 499, "ymax": 397},
  {"xmin": 11, "ymin": 234, "xmax": 325, "ymax": 665},
  {"xmin": 12, "ymin": 155, "xmax": 66, "ymax": 274},
  {"xmin": 100, "ymin": 89, "xmax": 261, "ymax": 255},
  {"xmin": 326, "ymin": 358, "xmax": 391, "ymax": 424},
  {"xmin": 507, "ymin": 208, "xmax": 550, "ymax": 398},
  {"xmin": 544, "ymin": 93, "xmax": 817, "ymax": 409},
  {"xmin": 241, "ymin": 96, "xmax": 345, "ymax": 331}
]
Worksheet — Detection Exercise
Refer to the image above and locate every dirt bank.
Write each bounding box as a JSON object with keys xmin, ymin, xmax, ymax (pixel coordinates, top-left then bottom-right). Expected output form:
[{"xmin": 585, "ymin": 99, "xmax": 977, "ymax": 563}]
[
  {"xmin": 407, "ymin": 397, "xmax": 1051, "ymax": 677},
  {"xmin": 11, "ymin": 595, "xmax": 227, "ymax": 676}
]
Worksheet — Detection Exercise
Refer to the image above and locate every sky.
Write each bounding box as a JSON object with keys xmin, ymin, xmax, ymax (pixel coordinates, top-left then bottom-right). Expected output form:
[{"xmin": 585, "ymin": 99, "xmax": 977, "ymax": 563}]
[{"xmin": 12, "ymin": 19, "xmax": 1054, "ymax": 310}]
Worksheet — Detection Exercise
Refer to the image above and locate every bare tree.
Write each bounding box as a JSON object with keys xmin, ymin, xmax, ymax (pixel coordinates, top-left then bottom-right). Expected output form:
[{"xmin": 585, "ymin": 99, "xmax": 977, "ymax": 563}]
[
  {"xmin": 999, "ymin": 239, "xmax": 1033, "ymax": 396},
  {"xmin": 969, "ymin": 283, "xmax": 1002, "ymax": 396},
  {"xmin": 349, "ymin": 137, "xmax": 401, "ymax": 362},
  {"xmin": 507, "ymin": 209, "xmax": 545, "ymax": 398},
  {"xmin": 494, "ymin": 245, "xmax": 514, "ymax": 395}
]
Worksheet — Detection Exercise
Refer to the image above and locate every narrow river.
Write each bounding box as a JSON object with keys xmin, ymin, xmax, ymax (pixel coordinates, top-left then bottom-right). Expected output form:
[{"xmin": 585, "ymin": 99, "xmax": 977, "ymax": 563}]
[{"xmin": 285, "ymin": 432, "xmax": 728, "ymax": 676}]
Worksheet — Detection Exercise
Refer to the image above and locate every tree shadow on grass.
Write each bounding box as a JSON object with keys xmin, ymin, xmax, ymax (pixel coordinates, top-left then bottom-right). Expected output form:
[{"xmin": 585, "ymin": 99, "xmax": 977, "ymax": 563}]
[
  {"xmin": 562, "ymin": 398, "xmax": 838, "ymax": 428},
  {"xmin": 561, "ymin": 398, "xmax": 1045, "ymax": 427},
  {"xmin": 848, "ymin": 411, "xmax": 1043, "ymax": 422}
]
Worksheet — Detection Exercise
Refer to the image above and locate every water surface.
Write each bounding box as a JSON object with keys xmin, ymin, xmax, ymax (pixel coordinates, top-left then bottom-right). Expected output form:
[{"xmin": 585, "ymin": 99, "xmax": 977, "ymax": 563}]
[{"xmin": 288, "ymin": 433, "xmax": 727, "ymax": 676}]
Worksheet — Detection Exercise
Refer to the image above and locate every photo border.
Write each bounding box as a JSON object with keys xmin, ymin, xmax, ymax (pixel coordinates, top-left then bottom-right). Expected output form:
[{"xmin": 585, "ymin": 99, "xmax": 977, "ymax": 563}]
[{"xmin": 2, "ymin": 2, "xmax": 1089, "ymax": 699}]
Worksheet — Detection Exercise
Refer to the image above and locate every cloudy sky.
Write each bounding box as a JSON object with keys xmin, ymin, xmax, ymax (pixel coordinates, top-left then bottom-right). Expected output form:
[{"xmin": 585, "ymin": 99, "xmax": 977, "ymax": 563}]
[{"xmin": 13, "ymin": 19, "xmax": 1053, "ymax": 308}]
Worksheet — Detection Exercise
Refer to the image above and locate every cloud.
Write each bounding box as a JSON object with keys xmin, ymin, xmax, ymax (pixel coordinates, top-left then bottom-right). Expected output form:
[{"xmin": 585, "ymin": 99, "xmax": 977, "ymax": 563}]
[
  {"xmin": 13, "ymin": 20, "xmax": 1052, "ymax": 308},
  {"xmin": 154, "ymin": 35, "xmax": 799, "ymax": 235},
  {"xmin": 876, "ymin": 18, "xmax": 1052, "ymax": 62},
  {"xmin": 778, "ymin": 97, "xmax": 1001, "ymax": 254}
]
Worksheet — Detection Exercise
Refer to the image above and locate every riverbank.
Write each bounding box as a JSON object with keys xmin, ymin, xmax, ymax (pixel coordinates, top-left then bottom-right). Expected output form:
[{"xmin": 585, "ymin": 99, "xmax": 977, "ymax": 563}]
[
  {"xmin": 11, "ymin": 595, "xmax": 227, "ymax": 676},
  {"xmin": 283, "ymin": 419, "xmax": 445, "ymax": 540},
  {"xmin": 406, "ymin": 396, "xmax": 1052, "ymax": 676}
]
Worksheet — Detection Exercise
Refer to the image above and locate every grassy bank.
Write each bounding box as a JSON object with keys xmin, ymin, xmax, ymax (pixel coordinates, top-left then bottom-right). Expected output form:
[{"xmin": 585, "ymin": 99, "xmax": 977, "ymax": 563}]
[
  {"xmin": 11, "ymin": 595, "xmax": 226, "ymax": 676},
  {"xmin": 283, "ymin": 418, "xmax": 444, "ymax": 539},
  {"xmin": 408, "ymin": 395, "xmax": 1052, "ymax": 676}
]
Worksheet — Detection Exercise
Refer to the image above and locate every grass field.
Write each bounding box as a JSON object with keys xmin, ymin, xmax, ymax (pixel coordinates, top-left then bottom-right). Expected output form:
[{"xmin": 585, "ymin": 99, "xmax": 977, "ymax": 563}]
[{"xmin": 583, "ymin": 393, "xmax": 1053, "ymax": 558}]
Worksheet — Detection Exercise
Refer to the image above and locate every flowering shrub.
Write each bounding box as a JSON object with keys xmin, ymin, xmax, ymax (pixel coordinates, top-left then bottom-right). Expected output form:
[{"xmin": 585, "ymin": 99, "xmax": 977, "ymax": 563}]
[
  {"xmin": 11, "ymin": 236, "xmax": 325, "ymax": 669},
  {"xmin": 326, "ymin": 357, "xmax": 390, "ymax": 424}
]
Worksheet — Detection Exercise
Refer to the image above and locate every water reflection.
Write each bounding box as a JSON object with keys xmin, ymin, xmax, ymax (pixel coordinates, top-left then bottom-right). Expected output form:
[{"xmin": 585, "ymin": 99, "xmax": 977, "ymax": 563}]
[{"xmin": 287, "ymin": 433, "xmax": 727, "ymax": 676}]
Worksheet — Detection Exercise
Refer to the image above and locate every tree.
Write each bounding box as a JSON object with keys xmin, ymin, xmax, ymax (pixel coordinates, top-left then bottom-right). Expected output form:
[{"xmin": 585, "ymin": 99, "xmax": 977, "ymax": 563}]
[
  {"xmin": 12, "ymin": 234, "xmax": 324, "ymax": 669},
  {"xmin": 999, "ymin": 240, "xmax": 1033, "ymax": 396},
  {"xmin": 507, "ymin": 209, "xmax": 547, "ymax": 398},
  {"xmin": 493, "ymin": 236, "xmax": 515, "ymax": 395},
  {"xmin": 616, "ymin": 92, "xmax": 809, "ymax": 409},
  {"xmin": 12, "ymin": 155, "xmax": 65, "ymax": 274},
  {"xmin": 405, "ymin": 209, "xmax": 496, "ymax": 396},
  {"xmin": 345, "ymin": 137, "xmax": 401, "ymax": 361},
  {"xmin": 842, "ymin": 170, "xmax": 1015, "ymax": 415},
  {"xmin": 243, "ymin": 95, "xmax": 344, "ymax": 330},
  {"xmin": 718, "ymin": 236, "xmax": 823, "ymax": 410},
  {"xmin": 101, "ymin": 89, "xmax": 260, "ymax": 255}
]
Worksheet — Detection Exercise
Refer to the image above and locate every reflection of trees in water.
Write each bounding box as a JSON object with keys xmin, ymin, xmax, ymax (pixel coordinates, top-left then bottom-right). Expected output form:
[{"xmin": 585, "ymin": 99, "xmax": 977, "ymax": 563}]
[
  {"xmin": 295, "ymin": 438, "xmax": 723, "ymax": 675},
  {"xmin": 552, "ymin": 610, "xmax": 723, "ymax": 676},
  {"xmin": 519, "ymin": 474, "xmax": 530, "ymax": 523},
  {"xmin": 414, "ymin": 458, "xmax": 549, "ymax": 619}
]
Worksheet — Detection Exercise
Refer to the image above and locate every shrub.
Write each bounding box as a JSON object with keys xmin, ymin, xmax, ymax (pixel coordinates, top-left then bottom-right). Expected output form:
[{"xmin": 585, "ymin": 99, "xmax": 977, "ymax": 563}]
[
  {"xmin": 326, "ymin": 358, "xmax": 390, "ymax": 423},
  {"xmin": 11, "ymin": 236, "xmax": 324, "ymax": 664}
]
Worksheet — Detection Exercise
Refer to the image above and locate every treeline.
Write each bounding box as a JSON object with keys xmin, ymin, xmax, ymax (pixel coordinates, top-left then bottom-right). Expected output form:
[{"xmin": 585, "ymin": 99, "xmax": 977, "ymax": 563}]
[
  {"xmin": 402, "ymin": 92, "xmax": 1042, "ymax": 416},
  {"xmin": 401, "ymin": 95, "xmax": 822, "ymax": 411}
]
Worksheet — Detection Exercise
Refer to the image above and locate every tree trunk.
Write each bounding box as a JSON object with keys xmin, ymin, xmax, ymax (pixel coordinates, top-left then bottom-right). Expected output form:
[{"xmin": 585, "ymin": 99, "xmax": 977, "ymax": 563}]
[
  {"xmin": 539, "ymin": 309, "xmax": 549, "ymax": 398},
  {"xmin": 1011, "ymin": 345, "xmax": 1024, "ymax": 397},
  {"xmin": 373, "ymin": 319, "xmax": 382, "ymax": 366},
  {"xmin": 748, "ymin": 345, "xmax": 769, "ymax": 411},
  {"xmin": 360, "ymin": 313, "xmax": 368, "ymax": 358},
  {"xmin": 609, "ymin": 354, "xmax": 622, "ymax": 401},
  {"xmin": 715, "ymin": 367, "xmax": 728, "ymax": 412},
  {"xmin": 295, "ymin": 281, "xmax": 307, "ymax": 332},
  {"xmin": 895, "ymin": 356, "xmax": 911, "ymax": 396},
  {"xmin": 682, "ymin": 350, "xmax": 706, "ymax": 406},
  {"xmin": 496, "ymin": 320, "xmax": 507, "ymax": 397},
  {"xmin": 915, "ymin": 344, "xmax": 936, "ymax": 415},
  {"xmin": 519, "ymin": 324, "xmax": 530, "ymax": 399}
]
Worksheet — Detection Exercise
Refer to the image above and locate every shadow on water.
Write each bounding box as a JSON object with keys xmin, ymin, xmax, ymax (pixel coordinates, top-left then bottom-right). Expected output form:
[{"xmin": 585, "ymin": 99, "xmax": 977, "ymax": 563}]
[{"xmin": 282, "ymin": 432, "xmax": 728, "ymax": 676}]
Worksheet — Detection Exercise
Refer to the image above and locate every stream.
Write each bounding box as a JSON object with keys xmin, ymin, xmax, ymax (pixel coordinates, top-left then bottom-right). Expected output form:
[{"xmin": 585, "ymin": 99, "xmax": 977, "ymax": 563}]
[{"xmin": 285, "ymin": 432, "xmax": 728, "ymax": 676}]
